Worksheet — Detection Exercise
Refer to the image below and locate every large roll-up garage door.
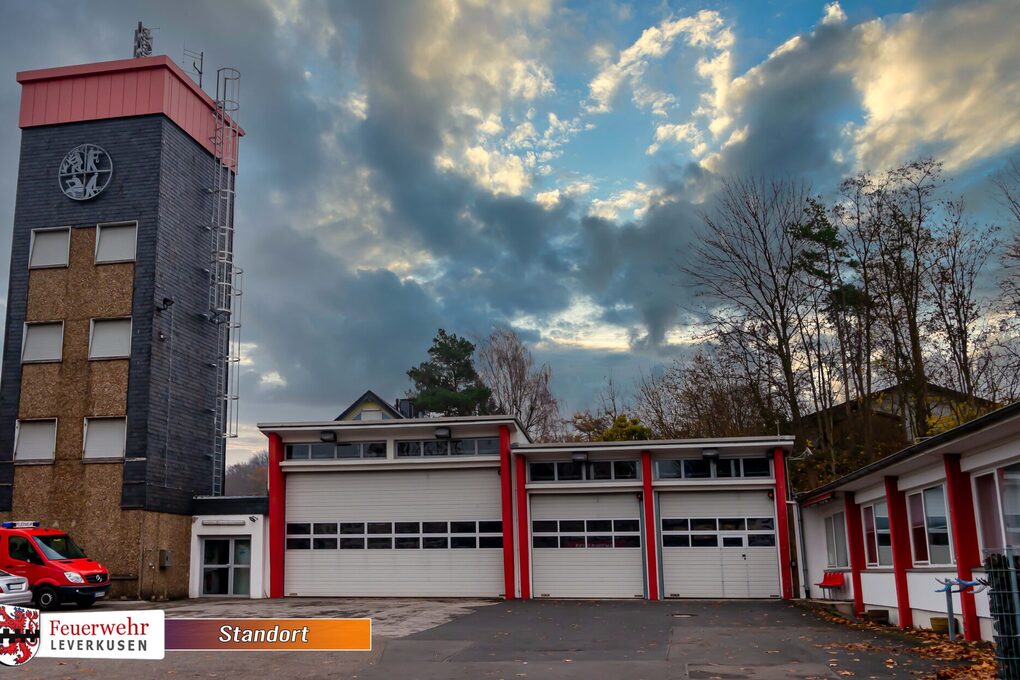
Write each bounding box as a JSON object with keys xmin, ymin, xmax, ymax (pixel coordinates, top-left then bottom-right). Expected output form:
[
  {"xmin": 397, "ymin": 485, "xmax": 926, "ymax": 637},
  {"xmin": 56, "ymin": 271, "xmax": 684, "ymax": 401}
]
[
  {"xmin": 659, "ymin": 490, "xmax": 779, "ymax": 599},
  {"xmin": 284, "ymin": 468, "xmax": 504, "ymax": 597},
  {"xmin": 531, "ymin": 493, "xmax": 644, "ymax": 598}
]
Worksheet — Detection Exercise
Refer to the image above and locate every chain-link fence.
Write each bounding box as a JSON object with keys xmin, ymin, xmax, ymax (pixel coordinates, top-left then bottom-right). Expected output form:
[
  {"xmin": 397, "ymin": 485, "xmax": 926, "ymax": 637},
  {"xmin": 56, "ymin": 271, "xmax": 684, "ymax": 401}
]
[{"xmin": 984, "ymin": 549, "xmax": 1020, "ymax": 679}]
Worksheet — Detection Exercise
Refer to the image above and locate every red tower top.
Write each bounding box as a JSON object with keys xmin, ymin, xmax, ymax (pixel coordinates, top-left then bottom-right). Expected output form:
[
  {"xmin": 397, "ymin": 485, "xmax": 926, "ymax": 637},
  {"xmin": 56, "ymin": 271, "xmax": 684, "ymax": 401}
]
[{"xmin": 17, "ymin": 55, "xmax": 242, "ymax": 168}]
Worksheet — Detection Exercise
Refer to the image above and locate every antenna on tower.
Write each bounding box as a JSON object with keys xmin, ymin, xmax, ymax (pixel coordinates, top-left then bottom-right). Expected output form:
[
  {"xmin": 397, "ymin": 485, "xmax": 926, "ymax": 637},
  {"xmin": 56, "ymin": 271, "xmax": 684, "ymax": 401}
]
[
  {"xmin": 183, "ymin": 45, "xmax": 205, "ymax": 88},
  {"xmin": 133, "ymin": 21, "xmax": 155, "ymax": 58}
]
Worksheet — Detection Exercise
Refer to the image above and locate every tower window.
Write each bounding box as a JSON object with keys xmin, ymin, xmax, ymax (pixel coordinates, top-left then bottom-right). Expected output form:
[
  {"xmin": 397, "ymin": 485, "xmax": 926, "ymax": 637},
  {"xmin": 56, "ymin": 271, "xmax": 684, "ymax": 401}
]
[
  {"xmin": 15, "ymin": 419, "xmax": 57, "ymax": 461},
  {"xmin": 83, "ymin": 417, "xmax": 127, "ymax": 459},
  {"xmin": 89, "ymin": 318, "xmax": 132, "ymax": 359},
  {"xmin": 95, "ymin": 223, "xmax": 137, "ymax": 263},
  {"xmin": 22, "ymin": 322, "xmax": 64, "ymax": 362},
  {"xmin": 29, "ymin": 228, "xmax": 70, "ymax": 268}
]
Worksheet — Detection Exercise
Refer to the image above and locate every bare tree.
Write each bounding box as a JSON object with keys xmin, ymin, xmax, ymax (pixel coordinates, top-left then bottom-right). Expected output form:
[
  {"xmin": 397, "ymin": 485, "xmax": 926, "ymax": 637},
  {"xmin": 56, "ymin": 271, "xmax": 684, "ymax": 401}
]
[
  {"xmin": 686, "ymin": 176, "xmax": 812, "ymax": 442},
  {"xmin": 477, "ymin": 326, "xmax": 559, "ymax": 441}
]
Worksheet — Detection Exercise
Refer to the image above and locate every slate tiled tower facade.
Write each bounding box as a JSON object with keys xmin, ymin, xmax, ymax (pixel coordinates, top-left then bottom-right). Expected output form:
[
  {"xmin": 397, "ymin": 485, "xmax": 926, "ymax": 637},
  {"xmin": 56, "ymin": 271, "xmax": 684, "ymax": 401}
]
[{"xmin": 0, "ymin": 56, "xmax": 241, "ymax": 599}]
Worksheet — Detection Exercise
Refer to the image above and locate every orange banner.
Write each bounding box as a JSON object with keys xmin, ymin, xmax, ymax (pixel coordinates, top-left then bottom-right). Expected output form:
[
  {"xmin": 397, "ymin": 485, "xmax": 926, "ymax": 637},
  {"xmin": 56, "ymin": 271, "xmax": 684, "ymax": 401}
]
[{"xmin": 165, "ymin": 618, "xmax": 371, "ymax": 651}]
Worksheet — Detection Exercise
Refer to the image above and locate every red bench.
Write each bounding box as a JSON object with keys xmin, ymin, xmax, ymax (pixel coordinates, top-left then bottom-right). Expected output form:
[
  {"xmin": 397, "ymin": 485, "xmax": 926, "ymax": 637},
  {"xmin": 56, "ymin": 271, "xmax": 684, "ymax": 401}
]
[{"xmin": 816, "ymin": 571, "xmax": 846, "ymax": 599}]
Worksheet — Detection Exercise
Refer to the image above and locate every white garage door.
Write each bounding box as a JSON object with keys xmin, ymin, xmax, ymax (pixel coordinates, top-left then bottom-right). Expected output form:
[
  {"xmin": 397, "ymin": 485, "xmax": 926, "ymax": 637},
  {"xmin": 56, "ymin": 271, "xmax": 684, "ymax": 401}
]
[
  {"xmin": 285, "ymin": 468, "xmax": 505, "ymax": 597},
  {"xmin": 531, "ymin": 493, "xmax": 645, "ymax": 598},
  {"xmin": 659, "ymin": 491, "xmax": 779, "ymax": 599}
]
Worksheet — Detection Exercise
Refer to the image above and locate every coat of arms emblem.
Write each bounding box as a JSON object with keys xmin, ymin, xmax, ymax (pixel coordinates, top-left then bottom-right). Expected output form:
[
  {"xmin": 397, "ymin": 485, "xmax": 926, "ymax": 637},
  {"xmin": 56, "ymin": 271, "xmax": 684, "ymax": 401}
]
[{"xmin": 58, "ymin": 143, "xmax": 113, "ymax": 200}]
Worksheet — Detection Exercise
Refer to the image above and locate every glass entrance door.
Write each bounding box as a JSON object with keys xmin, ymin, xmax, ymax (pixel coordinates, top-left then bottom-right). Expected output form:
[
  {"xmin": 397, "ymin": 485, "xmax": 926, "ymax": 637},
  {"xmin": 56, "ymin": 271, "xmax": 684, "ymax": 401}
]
[{"xmin": 201, "ymin": 537, "xmax": 251, "ymax": 596}]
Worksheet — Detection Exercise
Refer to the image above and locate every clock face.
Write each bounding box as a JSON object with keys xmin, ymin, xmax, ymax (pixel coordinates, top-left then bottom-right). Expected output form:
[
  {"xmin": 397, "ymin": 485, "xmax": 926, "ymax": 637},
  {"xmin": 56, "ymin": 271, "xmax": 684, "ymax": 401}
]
[{"xmin": 58, "ymin": 143, "xmax": 113, "ymax": 201}]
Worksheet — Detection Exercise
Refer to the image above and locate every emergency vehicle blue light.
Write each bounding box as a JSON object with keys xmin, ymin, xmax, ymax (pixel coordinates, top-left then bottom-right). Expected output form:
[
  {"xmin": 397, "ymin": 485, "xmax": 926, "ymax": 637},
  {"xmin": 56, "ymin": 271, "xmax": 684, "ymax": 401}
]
[{"xmin": 1, "ymin": 521, "xmax": 40, "ymax": 529}]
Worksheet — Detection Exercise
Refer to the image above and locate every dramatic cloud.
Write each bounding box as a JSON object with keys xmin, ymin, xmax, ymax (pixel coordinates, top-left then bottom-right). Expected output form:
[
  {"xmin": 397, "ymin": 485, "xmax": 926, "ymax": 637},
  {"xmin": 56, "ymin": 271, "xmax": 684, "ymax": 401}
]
[{"xmin": 0, "ymin": 0, "xmax": 1017, "ymax": 463}]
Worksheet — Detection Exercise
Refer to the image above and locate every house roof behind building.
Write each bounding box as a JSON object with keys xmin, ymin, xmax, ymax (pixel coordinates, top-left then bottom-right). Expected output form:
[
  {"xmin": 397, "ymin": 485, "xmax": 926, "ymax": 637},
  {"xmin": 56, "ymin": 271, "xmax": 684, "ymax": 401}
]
[
  {"xmin": 799, "ymin": 399, "xmax": 1020, "ymax": 502},
  {"xmin": 334, "ymin": 390, "xmax": 404, "ymax": 421}
]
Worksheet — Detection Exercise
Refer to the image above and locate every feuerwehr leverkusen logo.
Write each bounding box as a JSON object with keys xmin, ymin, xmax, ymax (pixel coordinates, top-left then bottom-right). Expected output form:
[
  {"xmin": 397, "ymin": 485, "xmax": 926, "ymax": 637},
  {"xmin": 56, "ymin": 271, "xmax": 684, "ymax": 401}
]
[
  {"xmin": 58, "ymin": 143, "xmax": 113, "ymax": 201},
  {"xmin": 0, "ymin": 604, "xmax": 41, "ymax": 667}
]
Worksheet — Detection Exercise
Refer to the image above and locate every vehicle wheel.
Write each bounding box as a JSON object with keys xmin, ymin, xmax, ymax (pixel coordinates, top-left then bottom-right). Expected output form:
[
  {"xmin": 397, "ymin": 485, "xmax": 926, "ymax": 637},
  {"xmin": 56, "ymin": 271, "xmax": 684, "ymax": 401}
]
[
  {"xmin": 35, "ymin": 585, "xmax": 59, "ymax": 610},
  {"xmin": 75, "ymin": 597, "xmax": 95, "ymax": 609}
]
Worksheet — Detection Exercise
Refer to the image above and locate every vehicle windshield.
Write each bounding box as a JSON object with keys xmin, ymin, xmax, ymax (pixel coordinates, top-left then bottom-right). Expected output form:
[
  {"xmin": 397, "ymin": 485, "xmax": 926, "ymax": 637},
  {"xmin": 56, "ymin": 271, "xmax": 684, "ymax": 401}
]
[{"xmin": 34, "ymin": 534, "xmax": 87, "ymax": 560}]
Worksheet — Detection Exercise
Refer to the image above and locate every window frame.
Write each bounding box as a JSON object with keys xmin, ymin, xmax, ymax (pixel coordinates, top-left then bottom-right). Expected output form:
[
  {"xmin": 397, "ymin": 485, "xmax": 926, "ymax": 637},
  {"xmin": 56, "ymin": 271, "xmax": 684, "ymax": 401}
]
[
  {"xmin": 660, "ymin": 514, "xmax": 776, "ymax": 549},
  {"xmin": 285, "ymin": 520, "xmax": 503, "ymax": 550},
  {"xmin": 82, "ymin": 416, "xmax": 127, "ymax": 460},
  {"xmin": 88, "ymin": 317, "xmax": 132, "ymax": 360},
  {"xmin": 94, "ymin": 221, "xmax": 138, "ymax": 264},
  {"xmin": 394, "ymin": 437, "xmax": 500, "ymax": 458},
  {"xmin": 28, "ymin": 227, "xmax": 71, "ymax": 269},
  {"xmin": 823, "ymin": 512, "xmax": 849, "ymax": 568},
  {"xmin": 14, "ymin": 418, "xmax": 58, "ymax": 462},
  {"xmin": 654, "ymin": 457, "xmax": 773, "ymax": 480},
  {"xmin": 527, "ymin": 459, "xmax": 642, "ymax": 483},
  {"xmin": 21, "ymin": 321, "xmax": 64, "ymax": 363},
  {"xmin": 906, "ymin": 484, "xmax": 953, "ymax": 566},
  {"xmin": 974, "ymin": 471, "xmax": 1005, "ymax": 552},
  {"xmin": 863, "ymin": 501, "xmax": 892, "ymax": 567}
]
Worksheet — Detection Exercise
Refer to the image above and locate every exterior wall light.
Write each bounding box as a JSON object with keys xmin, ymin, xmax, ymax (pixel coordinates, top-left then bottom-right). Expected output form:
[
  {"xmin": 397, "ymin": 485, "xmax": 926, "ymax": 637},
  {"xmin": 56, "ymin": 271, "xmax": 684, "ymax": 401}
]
[
  {"xmin": 434, "ymin": 427, "xmax": 452, "ymax": 439},
  {"xmin": 701, "ymin": 448, "xmax": 719, "ymax": 461},
  {"xmin": 572, "ymin": 452, "xmax": 588, "ymax": 463},
  {"xmin": 319, "ymin": 431, "xmax": 337, "ymax": 442}
]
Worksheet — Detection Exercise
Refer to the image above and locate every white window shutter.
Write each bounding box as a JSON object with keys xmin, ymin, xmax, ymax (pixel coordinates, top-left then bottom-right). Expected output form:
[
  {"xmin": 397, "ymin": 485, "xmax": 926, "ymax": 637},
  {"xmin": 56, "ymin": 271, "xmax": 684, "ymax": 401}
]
[
  {"xmin": 95, "ymin": 224, "xmax": 137, "ymax": 263},
  {"xmin": 30, "ymin": 229, "xmax": 69, "ymax": 268},
  {"xmin": 90, "ymin": 318, "xmax": 132, "ymax": 359},
  {"xmin": 15, "ymin": 420, "xmax": 57, "ymax": 461},
  {"xmin": 83, "ymin": 418, "xmax": 126, "ymax": 458},
  {"xmin": 22, "ymin": 322, "xmax": 63, "ymax": 362}
]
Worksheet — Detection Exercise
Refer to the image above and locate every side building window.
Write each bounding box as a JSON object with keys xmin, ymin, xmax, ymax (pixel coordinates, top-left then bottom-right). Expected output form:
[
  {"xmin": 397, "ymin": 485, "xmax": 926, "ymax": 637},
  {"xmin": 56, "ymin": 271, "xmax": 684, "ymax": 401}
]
[
  {"xmin": 975, "ymin": 472, "xmax": 1005, "ymax": 552},
  {"xmin": 907, "ymin": 486, "xmax": 952, "ymax": 565},
  {"xmin": 863, "ymin": 501, "xmax": 892, "ymax": 566},
  {"xmin": 824, "ymin": 512, "xmax": 849, "ymax": 568}
]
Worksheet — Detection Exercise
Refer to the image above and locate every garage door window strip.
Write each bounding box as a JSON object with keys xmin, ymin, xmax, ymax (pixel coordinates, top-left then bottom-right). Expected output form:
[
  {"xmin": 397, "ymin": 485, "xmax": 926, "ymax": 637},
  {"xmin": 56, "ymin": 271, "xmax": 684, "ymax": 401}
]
[
  {"xmin": 660, "ymin": 516, "xmax": 776, "ymax": 548},
  {"xmin": 655, "ymin": 457, "xmax": 772, "ymax": 480},
  {"xmin": 528, "ymin": 460, "xmax": 640, "ymax": 482},
  {"xmin": 531, "ymin": 518, "xmax": 641, "ymax": 548},
  {"xmin": 285, "ymin": 521, "xmax": 503, "ymax": 550}
]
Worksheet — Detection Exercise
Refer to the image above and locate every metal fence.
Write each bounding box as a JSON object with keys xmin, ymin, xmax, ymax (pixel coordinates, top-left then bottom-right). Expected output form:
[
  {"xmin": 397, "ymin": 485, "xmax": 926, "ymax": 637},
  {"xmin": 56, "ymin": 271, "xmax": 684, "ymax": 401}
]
[{"xmin": 983, "ymin": 549, "xmax": 1020, "ymax": 679}]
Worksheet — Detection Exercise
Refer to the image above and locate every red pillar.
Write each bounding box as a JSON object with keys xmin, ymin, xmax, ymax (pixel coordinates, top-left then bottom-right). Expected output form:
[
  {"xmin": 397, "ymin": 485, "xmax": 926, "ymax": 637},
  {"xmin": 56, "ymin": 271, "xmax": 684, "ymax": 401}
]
[
  {"xmin": 884, "ymin": 476, "xmax": 913, "ymax": 628},
  {"xmin": 641, "ymin": 451, "xmax": 659, "ymax": 601},
  {"xmin": 844, "ymin": 492, "xmax": 867, "ymax": 617},
  {"xmin": 515, "ymin": 453, "xmax": 531, "ymax": 599},
  {"xmin": 773, "ymin": 447, "xmax": 794, "ymax": 600},
  {"xmin": 267, "ymin": 432, "xmax": 286, "ymax": 599},
  {"xmin": 499, "ymin": 425, "xmax": 516, "ymax": 599},
  {"xmin": 944, "ymin": 454, "xmax": 981, "ymax": 641}
]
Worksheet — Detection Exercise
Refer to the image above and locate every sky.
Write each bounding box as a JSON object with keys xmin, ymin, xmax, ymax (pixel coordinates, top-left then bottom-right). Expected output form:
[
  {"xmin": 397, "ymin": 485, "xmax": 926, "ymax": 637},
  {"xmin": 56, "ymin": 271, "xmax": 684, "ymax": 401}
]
[{"xmin": 0, "ymin": 0, "xmax": 1018, "ymax": 464}]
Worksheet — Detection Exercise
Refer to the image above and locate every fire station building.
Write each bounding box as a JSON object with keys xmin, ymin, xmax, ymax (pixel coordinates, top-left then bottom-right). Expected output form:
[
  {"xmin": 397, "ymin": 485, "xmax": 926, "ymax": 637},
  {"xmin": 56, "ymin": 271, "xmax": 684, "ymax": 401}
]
[{"xmin": 192, "ymin": 397, "xmax": 797, "ymax": 601}]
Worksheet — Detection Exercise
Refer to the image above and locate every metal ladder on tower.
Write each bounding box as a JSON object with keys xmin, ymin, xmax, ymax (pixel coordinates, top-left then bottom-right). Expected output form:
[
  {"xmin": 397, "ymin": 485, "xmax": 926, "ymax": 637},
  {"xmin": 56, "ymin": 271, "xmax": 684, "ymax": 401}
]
[{"xmin": 208, "ymin": 67, "xmax": 243, "ymax": 496}]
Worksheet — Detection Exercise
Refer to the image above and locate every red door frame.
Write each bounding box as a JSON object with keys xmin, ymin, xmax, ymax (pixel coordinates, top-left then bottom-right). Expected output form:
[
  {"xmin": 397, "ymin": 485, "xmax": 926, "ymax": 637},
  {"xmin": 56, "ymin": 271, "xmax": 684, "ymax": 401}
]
[
  {"xmin": 268, "ymin": 432, "xmax": 286, "ymax": 598},
  {"xmin": 844, "ymin": 492, "xmax": 867, "ymax": 616},
  {"xmin": 884, "ymin": 476, "xmax": 913, "ymax": 628},
  {"xmin": 641, "ymin": 451, "xmax": 659, "ymax": 600},
  {"xmin": 773, "ymin": 446, "xmax": 794, "ymax": 600},
  {"xmin": 515, "ymin": 453, "xmax": 531, "ymax": 599},
  {"xmin": 944, "ymin": 454, "xmax": 981, "ymax": 641},
  {"xmin": 499, "ymin": 425, "xmax": 516, "ymax": 599}
]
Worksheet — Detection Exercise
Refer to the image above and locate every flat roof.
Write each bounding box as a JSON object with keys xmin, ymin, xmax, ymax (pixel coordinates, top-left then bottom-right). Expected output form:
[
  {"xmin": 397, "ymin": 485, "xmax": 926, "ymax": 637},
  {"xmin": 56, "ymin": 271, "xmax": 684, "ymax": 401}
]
[
  {"xmin": 518, "ymin": 435, "xmax": 795, "ymax": 457},
  {"xmin": 258, "ymin": 415, "xmax": 533, "ymax": 442}
]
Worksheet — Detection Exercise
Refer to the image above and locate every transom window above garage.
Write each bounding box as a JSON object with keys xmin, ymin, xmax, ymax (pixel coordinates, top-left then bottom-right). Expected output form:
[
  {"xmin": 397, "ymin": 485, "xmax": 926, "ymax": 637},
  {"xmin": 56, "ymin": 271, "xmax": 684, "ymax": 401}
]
[
  {"xmin": 285, "ymin": 441, "xmax": 386, "ymax": 460},
  {"xmin": 528, "ymin": 460, "xmax": 640, "ymax": 482},
  {"xmin": 655, "ymin": 457, "xmax": 772, "ymax": 480},
  {"xmin": 660, "ymin": 516, "xmax": 776, "ymax": 547},
  {"xmin": 395, "ymin": 437, "xmax": 500, "ymax": 457},
  {"xmin": 532, "ymin": 518, "xmax": 641, "ymax": 548},
  {"xmin": 285, "ymin": 520, "xmax": 503, "ymax": 550}
]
